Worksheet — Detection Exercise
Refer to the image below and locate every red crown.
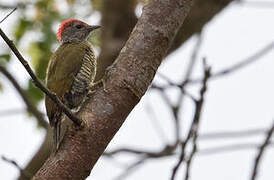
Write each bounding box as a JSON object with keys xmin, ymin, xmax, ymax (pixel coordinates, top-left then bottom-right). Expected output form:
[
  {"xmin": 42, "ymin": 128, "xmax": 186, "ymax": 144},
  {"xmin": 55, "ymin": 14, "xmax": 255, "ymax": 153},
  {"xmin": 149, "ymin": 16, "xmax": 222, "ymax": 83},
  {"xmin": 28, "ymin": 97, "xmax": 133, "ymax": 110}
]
[{"xmin": 57, "ymin": 19, "xmax": 88, "ymax": 41}]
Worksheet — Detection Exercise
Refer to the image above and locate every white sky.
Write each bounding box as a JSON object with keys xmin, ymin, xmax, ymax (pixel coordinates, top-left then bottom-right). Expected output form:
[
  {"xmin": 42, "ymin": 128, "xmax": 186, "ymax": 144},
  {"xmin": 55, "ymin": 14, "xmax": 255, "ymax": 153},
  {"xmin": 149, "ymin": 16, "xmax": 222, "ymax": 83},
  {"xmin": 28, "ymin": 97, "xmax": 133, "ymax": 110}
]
[{"xmin": 0, "ymin": 1, "xmax": 274, "ymax": 180}]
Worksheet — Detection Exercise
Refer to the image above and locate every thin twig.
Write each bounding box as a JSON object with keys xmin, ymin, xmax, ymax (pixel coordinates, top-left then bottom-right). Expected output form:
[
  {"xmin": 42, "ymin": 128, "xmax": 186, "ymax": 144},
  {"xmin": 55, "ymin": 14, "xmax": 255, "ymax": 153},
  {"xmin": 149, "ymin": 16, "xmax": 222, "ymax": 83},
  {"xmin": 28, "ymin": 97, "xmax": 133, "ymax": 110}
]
[
  {"xmin": 151, "ymin": 83, "xmax": 195, "ymax": 101},
  {"xmin": 0, "ymin": 7, "xmax": 17, "ymax": 24},
  {"xmin": 0, "ymin": 28, "xmax": 82, "ymax": 127},
  {"xmin": 0, "ymin": 3, "xmax": 28, "ymax": 9},
  {"xmin": 184, "ymin": 33, "xmax": 203, "ymax": 83},
  {"xmin": 113, "ymin": 157, "xmax": 147, "ymax": 180},
  {"xmin": 199, "ymin": 128, "xmax": 267, "ymax": 140},
  {"xmin": 151, "ymin": 84, "xmax": 184, "ymax": 146},
  {"xmin": 174, "ymin": 33, "xmax": 203, "ymax": 143},
  {"xmin": 104, "ymin": 140, "xmax": 274, "ymax": 180},
  {"xmin": 199, "ymin": 142, "xmax": 274, "ymax": 156},
  {"xmin": 157, "ymin": 42, "xmax": 274, "ymax": 90},
  {"xmin": 0, "ymin": 66, "xmax": 48, "ymax": 128},
  {"xmin": 2, "ymin": 156, "xmax": 31, "ymax": 180},
  {"xmin": 110, "ymin": 145, "xmax": 179, "ymax": 180},
  {"xmin": 155, "ymin": 33, "xmax": 204, "ymax": 146},
  {"xmin": 104, "ymin": 145, "xmax": 175, "ymax": 158},
  {"xmin": 250, "ymin": 121, "xmax": 274, "ymax": 180},
  {"xmin": 104, "ymin": 141, "xmax": 274, "ymax": 157},
  {"xmin": 184, "ymin": 143, "xmax": 197, "ymax": 180},
  {"xmin": 237, "ymin": 1, "xmax": 274, "ymax": 8},
  {"xmin": 0, "ymin": 4, "xmax": 16, "ymax": 9},
  {"xmin": 171, "ymin": 59, "xmax": 211, "ymax": 180},
  {"xmin": 184, "ymin": 42, "xmax": 274, "ymax": 85},
  {"xmin": 145, "ymin": 101, "xmax": 169, "ymax": 144}
]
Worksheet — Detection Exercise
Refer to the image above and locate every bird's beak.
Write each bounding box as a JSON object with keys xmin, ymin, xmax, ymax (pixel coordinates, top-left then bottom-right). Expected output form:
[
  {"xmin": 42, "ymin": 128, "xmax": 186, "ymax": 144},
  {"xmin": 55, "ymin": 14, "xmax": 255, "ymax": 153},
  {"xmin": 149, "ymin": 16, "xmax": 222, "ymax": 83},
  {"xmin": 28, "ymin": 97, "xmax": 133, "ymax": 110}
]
[{"xmin": 87, "ymin": 25, "xmax": 101, "ymax": 32}]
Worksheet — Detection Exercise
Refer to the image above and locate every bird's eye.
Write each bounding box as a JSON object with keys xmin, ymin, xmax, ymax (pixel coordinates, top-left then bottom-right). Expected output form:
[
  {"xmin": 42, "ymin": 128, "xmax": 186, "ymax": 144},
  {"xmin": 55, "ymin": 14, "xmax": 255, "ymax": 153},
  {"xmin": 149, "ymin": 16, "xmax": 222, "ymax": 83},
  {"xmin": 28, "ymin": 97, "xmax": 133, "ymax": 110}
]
[{"xmin": 76, "ymin": 24, "xmax": 84, "ymax": 29}]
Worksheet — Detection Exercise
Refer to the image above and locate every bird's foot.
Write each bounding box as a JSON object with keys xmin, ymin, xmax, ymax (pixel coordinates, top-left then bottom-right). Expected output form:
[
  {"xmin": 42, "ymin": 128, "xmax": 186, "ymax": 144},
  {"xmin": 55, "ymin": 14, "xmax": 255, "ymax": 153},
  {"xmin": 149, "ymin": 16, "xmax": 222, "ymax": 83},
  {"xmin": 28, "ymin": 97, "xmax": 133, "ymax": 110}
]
[{"xmin": 88, "ymin": 79, "xmax": 108, "ymax": 96}]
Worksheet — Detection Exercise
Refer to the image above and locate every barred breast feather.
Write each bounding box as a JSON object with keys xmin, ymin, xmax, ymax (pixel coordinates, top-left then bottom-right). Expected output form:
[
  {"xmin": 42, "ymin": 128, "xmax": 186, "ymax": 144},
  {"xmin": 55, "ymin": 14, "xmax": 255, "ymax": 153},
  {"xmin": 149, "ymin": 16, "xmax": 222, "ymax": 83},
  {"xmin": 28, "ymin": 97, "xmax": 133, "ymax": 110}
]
[
  {"xmin": 65, "ymin": 45, "xmax": 96, "ymax": 109},
  {"xmin": 45, "ymin": 40, "xmax": 96, "ymax": 126}
]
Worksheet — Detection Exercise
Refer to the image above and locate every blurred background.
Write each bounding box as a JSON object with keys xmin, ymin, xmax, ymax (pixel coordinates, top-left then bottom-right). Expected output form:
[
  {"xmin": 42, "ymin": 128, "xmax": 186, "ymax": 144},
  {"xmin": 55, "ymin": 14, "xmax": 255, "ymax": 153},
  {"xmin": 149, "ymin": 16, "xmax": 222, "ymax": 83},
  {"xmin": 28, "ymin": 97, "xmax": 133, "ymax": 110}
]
[{"xmin": 0, "ymin": 0, "xmax": 274, "ymax": 179}]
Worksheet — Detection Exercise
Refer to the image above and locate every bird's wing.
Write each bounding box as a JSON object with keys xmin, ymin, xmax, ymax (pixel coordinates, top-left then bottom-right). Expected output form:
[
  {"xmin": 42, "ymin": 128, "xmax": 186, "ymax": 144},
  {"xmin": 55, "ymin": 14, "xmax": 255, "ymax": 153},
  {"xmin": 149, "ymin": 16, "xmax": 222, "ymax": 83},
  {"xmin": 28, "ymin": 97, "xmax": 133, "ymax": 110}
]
[{"xmin": 45, "ymin": 42, "xmax": 88, "ymax": 124}]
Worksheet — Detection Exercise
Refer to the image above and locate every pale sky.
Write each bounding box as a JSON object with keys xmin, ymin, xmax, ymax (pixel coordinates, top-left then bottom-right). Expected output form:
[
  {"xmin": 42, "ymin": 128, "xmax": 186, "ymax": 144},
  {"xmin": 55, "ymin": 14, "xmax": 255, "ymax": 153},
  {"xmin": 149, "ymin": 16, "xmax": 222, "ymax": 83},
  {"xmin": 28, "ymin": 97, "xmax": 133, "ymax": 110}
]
[{"xmin": 0, "ymin": 1, "xmax": 274, "ymax": 180}]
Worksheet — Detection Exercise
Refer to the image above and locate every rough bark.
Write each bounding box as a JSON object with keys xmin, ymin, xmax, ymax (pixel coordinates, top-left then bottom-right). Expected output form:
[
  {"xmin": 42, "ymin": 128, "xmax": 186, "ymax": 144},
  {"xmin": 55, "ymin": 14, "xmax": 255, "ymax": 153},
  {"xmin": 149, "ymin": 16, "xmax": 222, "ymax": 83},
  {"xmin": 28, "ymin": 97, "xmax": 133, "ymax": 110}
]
[{"xmin": 33, "ymin": 0, "xmax": 194, "ymax": 179}]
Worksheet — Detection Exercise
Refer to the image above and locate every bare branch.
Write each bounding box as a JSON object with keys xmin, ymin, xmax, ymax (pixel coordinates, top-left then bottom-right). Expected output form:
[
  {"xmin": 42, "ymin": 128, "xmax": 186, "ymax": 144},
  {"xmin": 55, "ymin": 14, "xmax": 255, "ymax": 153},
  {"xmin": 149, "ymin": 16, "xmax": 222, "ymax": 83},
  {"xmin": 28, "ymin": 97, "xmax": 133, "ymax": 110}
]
[
  {"xmin": 2, "ymin": 156, "xmax": 31, "ymax": 180},
  {"xmin": 184, "ymin": 143, "xmax": 197, "ymax": 180},
  {"xmin": 104, "ymin": 141, "xmax": 274, "ymax": 158},
  {"xmin": 0, "ymin": 66, "xmax": 48, "ymax": 128},
  {"xmin": 250, "ymin": 121, "xmax": 274, "ymax": 180},
  {"xmin": 184, "ymin": 33, "xmax": 204, "ymax": 81},
  {"xmin": 199, "ymin": 128, "xmax": 267, "ymax": 140},
  {"xmin": 153, "ymin": 33, "xmax": 204, "ymax": 145},
  {"xmin": 0, "ymin": 29, "xmax": 82, "ymax": 127},
  {"xmin": 158, "ymin": 42, "xmax": 274, "ymax": 90},
  {"xmin": 102, "ymin": 142, "xmax": 274, "ymax": 180},
  {"xmin": 199, "ymin": 142, "xmax": 274, "ymax": 156},
  {"xmin": 104, "ymin": 145, "xmax": 175, "ymax": 158},
  {"xmin": 145, "ymin": 102, "xmax": 169, "ymax": 144},
  {"xmin": 0, "ymin": 7, "xmax": 17, "ymax": 24},
  {"xmin": 237, "ymin": 0, "xmax": 274, "ymax": 8},
  {"xmin": 0, "ymin": 3, "xmax": 28, "ymax": 9},
  {"xmin": 174, "ymin": 32, "xmax": 204, "ymax": 143},
  {"xmin": 151, "ymin": 83, "xmax": 195, "ymax": 102},
  {"xmin": 151, "ymin": 84, "xmax": 191, "ymax": 145},
  {"xmin": 113, "ymin": 157, "xmax": 147, "ymax": 180},
  {"xmin": 0, "ymin": 4, "xmax": 16, "ymax": 9},
  {"xmin": 171, "ymin": 60, "xmax": 211, "ymax": 180},
  {"xmin": 185, "ymin": 42, "xmax": 274, "ymax": 85}
]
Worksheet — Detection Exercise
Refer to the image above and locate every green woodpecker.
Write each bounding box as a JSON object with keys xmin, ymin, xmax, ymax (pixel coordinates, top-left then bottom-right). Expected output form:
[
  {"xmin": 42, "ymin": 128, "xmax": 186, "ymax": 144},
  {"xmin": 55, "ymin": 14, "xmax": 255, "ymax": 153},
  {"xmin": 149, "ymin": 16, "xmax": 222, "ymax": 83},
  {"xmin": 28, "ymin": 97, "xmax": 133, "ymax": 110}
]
[{"xmin": 45, "ymin": 19, "xmax": 100, "ymax": 151}]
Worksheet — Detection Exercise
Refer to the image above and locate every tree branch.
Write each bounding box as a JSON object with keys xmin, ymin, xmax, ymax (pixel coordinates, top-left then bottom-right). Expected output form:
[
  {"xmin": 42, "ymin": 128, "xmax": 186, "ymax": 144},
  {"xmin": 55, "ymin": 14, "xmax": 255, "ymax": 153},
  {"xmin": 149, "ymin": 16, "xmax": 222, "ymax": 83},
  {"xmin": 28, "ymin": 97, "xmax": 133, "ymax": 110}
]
[
  {"xmin": 0, "ymin": 7, "xmax": 17, "ymax": 24},
  {"xmin": 171, "ymin": 60, "xmax": 211, "ymax": 180},
  {"xmin": 174, "ymin": 33, "xmax": 204, "ymax": 143},
  {"xmin": 0, "ymin": 3, "xmax": 28, "ymax": 9},
  {"xmin": 32, "ymin": 0, "xmax": 194, "ymax": 179},
  {"xmin": 237, "ymin": 0, "xmax": 274, "ymax": 8},
  {"xmin": 250, "ymin": 121, "xmax": 274, "ymax": 180},
  {"xmin": 104, "ymin": 141, "xmax": 274, "ymax": 158},
  {"xmin": 2, "ymin": 156, "xmax": 31, "ymax": 180},
  {"xmin": 158, "ymin": 42, "xmax": 274, "ymax": 88},
  {"xmin": 113, "ymin": 157, "xmax": 147, "ymax": 180},
  {"xmin": 199, "ymin": 128, "xmax": 267, "ymax": 140}
]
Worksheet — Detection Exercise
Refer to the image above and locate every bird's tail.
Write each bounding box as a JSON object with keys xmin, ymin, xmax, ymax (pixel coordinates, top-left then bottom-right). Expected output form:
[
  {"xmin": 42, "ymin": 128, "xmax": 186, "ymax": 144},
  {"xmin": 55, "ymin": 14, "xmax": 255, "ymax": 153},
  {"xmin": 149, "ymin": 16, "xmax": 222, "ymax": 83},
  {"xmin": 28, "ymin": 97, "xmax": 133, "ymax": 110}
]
[{"xmin": 53, "ymin": 120, "xmax": 61, "ymax": 153}]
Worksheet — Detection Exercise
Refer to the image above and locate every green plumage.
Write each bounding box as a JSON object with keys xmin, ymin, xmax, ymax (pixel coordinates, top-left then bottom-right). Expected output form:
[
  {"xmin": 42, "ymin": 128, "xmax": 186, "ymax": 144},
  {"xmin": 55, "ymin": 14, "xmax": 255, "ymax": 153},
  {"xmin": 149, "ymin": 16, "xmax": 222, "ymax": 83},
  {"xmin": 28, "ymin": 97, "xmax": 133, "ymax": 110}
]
[{"xmin": 45, "ymin": 40, "xmax": 96, "ymax": 150}]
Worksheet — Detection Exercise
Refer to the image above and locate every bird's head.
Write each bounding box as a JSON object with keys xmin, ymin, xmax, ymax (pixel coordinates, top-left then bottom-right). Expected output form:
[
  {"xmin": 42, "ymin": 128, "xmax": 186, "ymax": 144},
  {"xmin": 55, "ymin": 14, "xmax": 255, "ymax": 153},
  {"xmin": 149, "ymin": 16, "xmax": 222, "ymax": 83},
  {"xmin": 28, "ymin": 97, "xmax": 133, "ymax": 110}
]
[{"xmin": 57, "ymin": 19, "xmax": 100, "ymax": 43}]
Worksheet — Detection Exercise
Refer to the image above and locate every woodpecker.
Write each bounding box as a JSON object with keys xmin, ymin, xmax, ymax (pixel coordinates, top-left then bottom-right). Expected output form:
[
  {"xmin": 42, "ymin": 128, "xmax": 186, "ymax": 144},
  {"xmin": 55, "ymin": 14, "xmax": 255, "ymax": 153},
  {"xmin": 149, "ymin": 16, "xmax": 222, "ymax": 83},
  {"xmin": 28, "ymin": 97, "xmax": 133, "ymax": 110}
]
[{"xmin": 45, "ymin": 19, "xmax": 100, "ymax": 151}]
